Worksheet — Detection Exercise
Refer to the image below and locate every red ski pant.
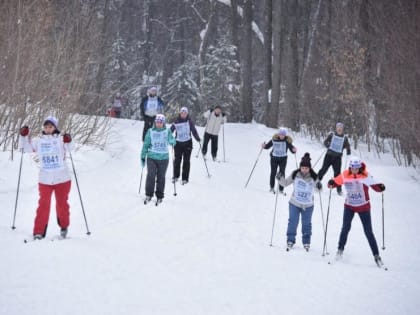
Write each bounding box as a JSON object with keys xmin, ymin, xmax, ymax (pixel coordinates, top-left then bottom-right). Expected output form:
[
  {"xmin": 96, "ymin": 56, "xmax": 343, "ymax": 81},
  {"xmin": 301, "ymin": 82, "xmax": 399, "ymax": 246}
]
[{"xmin": 33, "ymin": 181, "xmax": 71, "ymax": 236}]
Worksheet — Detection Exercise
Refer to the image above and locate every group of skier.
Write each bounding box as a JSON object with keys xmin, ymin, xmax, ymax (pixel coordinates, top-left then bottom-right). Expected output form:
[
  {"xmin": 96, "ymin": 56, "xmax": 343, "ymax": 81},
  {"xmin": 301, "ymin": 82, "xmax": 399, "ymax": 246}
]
[
  {"xmin": 17, "ymin": 85, "xmax": 387, "ymax": 267},
  {"xmin": 262, "ymin": 122, "xmax": 386, "ymax": 266}
]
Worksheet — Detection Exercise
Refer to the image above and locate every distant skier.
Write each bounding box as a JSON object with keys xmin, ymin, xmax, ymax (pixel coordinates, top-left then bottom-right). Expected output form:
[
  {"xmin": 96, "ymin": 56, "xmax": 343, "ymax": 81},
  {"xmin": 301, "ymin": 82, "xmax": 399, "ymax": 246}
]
[
  {"xmin": 141, "ymin": 114, "xmax": 176, "ymax": 204},
  {"xmin": 140, "ymin": 86, "xmax": 165, "ymax": 141},
  {"xmin": 201, "ymin": 105, "xmax": 226, "ymax": 161},
  {"xmin": 111, "ymin": 92, "xmax": 124, "ymax": 118},
  {"xmin": 327, "ymin": 156, "xmax": 386, "ymax": 266},
  {"xmin": 262, "ymin": 127, "xmax": 297, "ymax": 193},
  {"xmin": 170, "ymin": 107, "xmax": 201, "ymax": 185},
  {"xmin": 19, "ymin": 116, "xmax": 72, "ymax": 240},
  {"xmin": 317, "ymin": 122, "xmax": 351, "ymax": 195},
  {"xmin": 277, "ymin": 153, "xmax": 321, "ymax": 251}
]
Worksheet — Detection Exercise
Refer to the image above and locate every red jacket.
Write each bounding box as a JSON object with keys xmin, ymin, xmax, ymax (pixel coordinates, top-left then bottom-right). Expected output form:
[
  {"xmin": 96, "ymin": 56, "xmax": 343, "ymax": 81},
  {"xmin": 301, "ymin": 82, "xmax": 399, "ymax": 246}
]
[{"xmin": 331, "ymin": 166, "xmax": 383, "ymax": 212}]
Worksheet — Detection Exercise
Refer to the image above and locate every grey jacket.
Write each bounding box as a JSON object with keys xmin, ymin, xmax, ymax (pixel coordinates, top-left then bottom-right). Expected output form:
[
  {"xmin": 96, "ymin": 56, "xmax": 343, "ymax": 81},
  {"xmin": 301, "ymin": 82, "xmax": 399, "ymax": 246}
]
[{"xmin": 278, "ymin": 170, "xmax": 320, "ymax": 209}]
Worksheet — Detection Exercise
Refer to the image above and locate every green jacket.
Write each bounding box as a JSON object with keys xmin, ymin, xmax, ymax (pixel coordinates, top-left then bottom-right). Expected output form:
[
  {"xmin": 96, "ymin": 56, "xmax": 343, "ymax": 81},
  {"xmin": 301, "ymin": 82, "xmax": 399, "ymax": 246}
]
[{"xmin": 141, "ymin": 126, "xmax": 176, "ymax": 161}]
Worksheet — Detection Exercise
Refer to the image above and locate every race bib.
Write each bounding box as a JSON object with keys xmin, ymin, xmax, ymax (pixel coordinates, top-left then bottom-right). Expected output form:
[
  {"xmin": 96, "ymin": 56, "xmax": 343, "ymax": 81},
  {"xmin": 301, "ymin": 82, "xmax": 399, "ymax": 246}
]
[
  {"xmin": 175, "ymin": 122, "xmax": 191, "ymax": 142},
  {"xmin": 145, "ymin": 98, "xmax": 158, "ymax": 116},
  {"xmin": 293, "ymin": 178, "xmax": 314, "ymax": 205},
  {"xmin": 329, "ymin": 135, "xmax": 345, "ymax": 153},
  {"xmin": 38, "ymin": 139, "xmax": 64, "ymax": 171},
  {"xmin": 150, "ymin": 130, "xmax": 169, "ymax": 154},
  {"xmin": 272, "ymin": 141, "xmax": 287, "ymax": 157},
  {"xmin": 344, "ymin": 181, "xmax": 367, "ymax": 206}
]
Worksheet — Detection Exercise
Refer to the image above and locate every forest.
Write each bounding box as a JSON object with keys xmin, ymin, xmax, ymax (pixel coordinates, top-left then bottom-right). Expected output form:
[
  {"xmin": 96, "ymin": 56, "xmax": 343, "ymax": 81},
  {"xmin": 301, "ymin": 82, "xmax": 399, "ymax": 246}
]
[{"xmin": 0, "ymin": 0, "xmax": 419, "ymax": 165}]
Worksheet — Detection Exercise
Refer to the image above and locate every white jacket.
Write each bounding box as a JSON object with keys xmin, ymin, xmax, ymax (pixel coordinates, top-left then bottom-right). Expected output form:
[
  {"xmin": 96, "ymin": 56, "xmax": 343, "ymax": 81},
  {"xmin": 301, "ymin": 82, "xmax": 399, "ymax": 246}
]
[
  {"xmin": 20, "ymin": 134, "xmax": 71, "ymax": 185},
  {"xmin": 203, "ymin": 110, "xmax": 226, "ymax": 136}
]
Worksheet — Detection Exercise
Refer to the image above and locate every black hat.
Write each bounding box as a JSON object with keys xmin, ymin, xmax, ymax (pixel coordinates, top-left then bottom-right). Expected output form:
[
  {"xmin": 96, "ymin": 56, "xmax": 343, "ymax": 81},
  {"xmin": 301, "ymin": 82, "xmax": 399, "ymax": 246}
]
[{"xmin": 300, "ymin": 153, "xmax": 312, "ymax": 168}]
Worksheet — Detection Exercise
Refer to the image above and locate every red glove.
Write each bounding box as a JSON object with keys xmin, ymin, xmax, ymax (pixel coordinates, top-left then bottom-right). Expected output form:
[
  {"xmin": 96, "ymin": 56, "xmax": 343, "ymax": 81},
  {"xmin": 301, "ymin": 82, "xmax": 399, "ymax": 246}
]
[
  {"xmin": 20, "ymin": 126, "xmax": 29, "ymax": 137},
  {"xmin": 63, "ymin": 133, "xmax": 72, "ymax": 143}
]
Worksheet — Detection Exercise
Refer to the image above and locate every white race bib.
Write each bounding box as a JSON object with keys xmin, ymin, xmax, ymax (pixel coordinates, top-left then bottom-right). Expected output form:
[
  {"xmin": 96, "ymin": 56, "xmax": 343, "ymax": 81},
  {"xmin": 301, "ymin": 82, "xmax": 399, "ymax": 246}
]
[
  {"xmin": 344, "ymin": 181, "xmax": 368, "ymax": 206},
  {"xmin": 38, "ymin": 138, "xmax": 64, "ymax": 171},
  {"xmin": 145, "ymin": 97, "xmax": 158, "ymax": 116},
  {"xmin": 293, "ymin": 178, "xmax": 314, "ymax": 205},
  {"xmin": 272, "ymin": 141, "xmax": 287, "ymax": 157},
  {"xmin": 175, "ymin": 122, "xmax": 191, "ymax": 142},
  {"xmin": 329, "ymin": 135, "xmax": 345, "ymax": 153},
  {"xmin": 150, "ymin": 130, "xmax": 169, "ymax": 154}
]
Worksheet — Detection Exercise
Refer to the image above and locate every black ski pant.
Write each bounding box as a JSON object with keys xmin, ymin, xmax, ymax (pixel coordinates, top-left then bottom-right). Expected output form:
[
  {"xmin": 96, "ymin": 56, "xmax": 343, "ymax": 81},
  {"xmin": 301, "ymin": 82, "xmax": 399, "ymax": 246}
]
[
  {"xmin": 142, "ymin": 115, "xmax": 156, "ymax": 141},
  {"xmin": 145, "ymin": 158, "xmax": 169, "ymax": 199},
  {"xmin": 202, "ymin": 132, "xmax": 218, "ymax": 158},
  {"xmin": 270, "ymin": 156, "xmax": 287, "ymax": 190},
  {"xmin": 338, "ymin": 207, "xmax": 379, "ymax": 256},
  {"xmin": 318, "ymin": 153, "xmax": 342, "ymax": 191},
  {"xmin": 173, "ymin": 140, "xmax": 193, "ymax": 181}
]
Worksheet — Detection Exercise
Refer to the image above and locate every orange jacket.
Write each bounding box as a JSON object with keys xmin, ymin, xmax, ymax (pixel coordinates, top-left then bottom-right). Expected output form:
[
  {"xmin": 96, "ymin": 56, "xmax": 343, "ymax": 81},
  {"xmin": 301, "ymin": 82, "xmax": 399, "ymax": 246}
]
[{"xmin": 331, "ymin": 167, "xmax": 383, "ymax": 212}]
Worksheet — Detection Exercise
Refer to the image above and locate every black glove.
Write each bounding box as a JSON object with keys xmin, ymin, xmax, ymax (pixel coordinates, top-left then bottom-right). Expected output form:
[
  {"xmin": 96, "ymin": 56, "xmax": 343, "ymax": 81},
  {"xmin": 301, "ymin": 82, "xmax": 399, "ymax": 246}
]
[
  {"xmin": 316, "ymin": 182, "xmax": 322, "ymax": 190},
  {"xmin": 327, "ymin": 179, "xmax": 335, "ymax": 188},
  {"xmin": 379, "ymin": 184, "xmax": 386, "ymax": 192},
  {"xmin": 63, "ymin": 133, "xmax": 72, "ymax": 143},
  {"xmin": 20, "ymin": 126, "xmax": 29, "ymax": 137}
]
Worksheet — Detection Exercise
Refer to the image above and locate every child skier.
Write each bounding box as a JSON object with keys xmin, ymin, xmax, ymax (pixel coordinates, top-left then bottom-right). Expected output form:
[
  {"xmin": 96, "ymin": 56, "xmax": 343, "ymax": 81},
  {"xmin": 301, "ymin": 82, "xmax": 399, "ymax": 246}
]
[
  {"xmin": 141, "ymin": 114, "xmax": 176, "ymax": 204},
  {"xmin": 19, "ymin": 116, "xmax": 72, "ymax": 240},
  {"xmin": 262, "ymin": 127, "xmax": 297, "ymax": 193},
  {"xmin": 277, "ymin": 153, "xmax": 321, "ymax": 251},
  {"xmin": 327, "ymin": 156, "xmax": 386, "ymax": 267},
  {"xmin": 170, "ymin": 107, "xmax": 201, "ymax": 185}
]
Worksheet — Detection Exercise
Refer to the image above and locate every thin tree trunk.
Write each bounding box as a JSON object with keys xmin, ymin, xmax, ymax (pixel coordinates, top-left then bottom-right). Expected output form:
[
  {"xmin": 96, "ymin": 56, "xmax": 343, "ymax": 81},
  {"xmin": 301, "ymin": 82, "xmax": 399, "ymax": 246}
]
[
  {"xmin": 263, "ymin": 0, "xmax": 273, "ymax": 122},
  {"xmin": 241, "ymin": 0, "xmax": 253, "ymax": 122},
  {"xmin": 267, "ymin": 0, "xmax": 283, "ymax": 127}
]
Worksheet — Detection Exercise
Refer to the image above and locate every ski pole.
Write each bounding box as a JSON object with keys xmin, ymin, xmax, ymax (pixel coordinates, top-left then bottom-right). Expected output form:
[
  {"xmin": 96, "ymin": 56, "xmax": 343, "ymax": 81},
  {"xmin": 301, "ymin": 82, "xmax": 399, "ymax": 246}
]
[
  {"xmin": 318, "ymin": 189, "xmax": 328, "ymax": 255},
  {"xmin": 313, "ymin": 149, "xmax": 326, "ymax": 168},
  {"xmin": 11, "ymin": 148, "xmax": 24, "ymax": 230},
  {"xmin": 195, "ymin": 143, "xmax": 201, "ymax": 158},
  {"xmin": 172, "ymin": 147, "xmax": 177, "ymax": 196},
  {"xmin": 222, "ymin": 124, "xmax": 226, "ymax": 162},
  {"xmin": 69, "ymin": 150, "xmax": 91, "ymax": 235},
  {"xmin": 294, "ymin": 153, "xmax": 298, "ymax": 169},
  {"xmin": 138, "ymin": 165, "xmax": 145, "ymax": 194},
  {"xmin": 244, "ymin": 147, "xmax": 264, "ymax": 188},
  {"xmin": 201, "ymin": 150, "xmax": 211, "ymax": 178},
  {"xmin": 269, "ymin": 185, "xmax": 281, "ymax": 246},
  {"xmin": 381, "ymin": 192, "xmax": 385, "ymax": 250},
  {"xmin": 322, "ymin": 188, "xmax": 332, "ymax": 256}
]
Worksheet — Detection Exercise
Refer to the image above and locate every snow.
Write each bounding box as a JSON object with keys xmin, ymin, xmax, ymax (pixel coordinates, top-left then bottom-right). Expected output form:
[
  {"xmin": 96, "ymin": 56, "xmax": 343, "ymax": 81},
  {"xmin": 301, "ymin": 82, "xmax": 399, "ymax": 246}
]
[{"xmin": 1, "ymin": 119, "xmax": 419, "ymax": 315}]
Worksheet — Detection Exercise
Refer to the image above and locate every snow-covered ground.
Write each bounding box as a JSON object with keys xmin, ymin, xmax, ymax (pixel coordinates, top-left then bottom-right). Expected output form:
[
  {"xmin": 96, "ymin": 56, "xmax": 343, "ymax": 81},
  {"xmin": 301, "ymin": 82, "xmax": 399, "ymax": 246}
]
[{"xmin": 1, "ymin": 119, "xmax": 419, "ymax": 315}]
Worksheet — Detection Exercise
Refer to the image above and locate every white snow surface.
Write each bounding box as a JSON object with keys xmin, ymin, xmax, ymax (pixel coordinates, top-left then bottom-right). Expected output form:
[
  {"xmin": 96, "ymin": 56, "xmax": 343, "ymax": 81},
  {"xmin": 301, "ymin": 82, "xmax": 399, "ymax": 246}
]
[{"xmin": 1, "ymin": 119, "xmax": 419, "ymax": 315}]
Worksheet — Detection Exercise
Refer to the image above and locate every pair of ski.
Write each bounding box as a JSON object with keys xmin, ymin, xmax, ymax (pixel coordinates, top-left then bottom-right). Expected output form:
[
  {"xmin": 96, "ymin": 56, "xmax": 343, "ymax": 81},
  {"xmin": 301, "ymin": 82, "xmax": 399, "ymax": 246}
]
[
  {"xmin": 327, "ymin": 254, "xmax": 388, "ymax": 270},
  {"xmin": 23, "ymin": 235, "xmax": 67, "ymax": 243},
  {"xmin": 270, "ymin": 189, "xmax": 286, "ymax": 196},
  {"xmin": 144, "ymin": 198, "xmax": 163, "ymax": 206}
]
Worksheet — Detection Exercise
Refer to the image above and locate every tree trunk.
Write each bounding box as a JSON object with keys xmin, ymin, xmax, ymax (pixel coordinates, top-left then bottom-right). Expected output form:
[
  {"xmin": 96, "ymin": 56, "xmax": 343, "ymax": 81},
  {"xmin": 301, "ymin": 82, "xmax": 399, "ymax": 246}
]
[
  {"xmin": 263, "ymin": 0, "xmax": 273, "ymax": 122},
  {"xmin": 267, "ymin": 0, "xmax": 283, "ymax": 128},
  {"xmin": 241, "ymin": 0, "xmax": 253, "ymax": 122}
]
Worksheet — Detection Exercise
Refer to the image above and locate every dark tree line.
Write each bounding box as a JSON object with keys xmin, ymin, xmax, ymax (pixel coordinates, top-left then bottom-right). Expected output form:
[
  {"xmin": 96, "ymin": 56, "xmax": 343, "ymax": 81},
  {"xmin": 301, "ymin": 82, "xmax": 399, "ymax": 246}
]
[{"xmin": 0, "ymin": 0, "xmax": 419, "ymax": 165}]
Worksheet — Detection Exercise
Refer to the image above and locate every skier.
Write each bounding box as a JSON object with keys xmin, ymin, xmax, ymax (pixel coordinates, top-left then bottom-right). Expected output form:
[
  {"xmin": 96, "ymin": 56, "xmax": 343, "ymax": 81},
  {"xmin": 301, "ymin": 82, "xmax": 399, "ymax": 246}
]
[
  {"xmin": 277, "ymin": 153, "xmax": 321, "ymax": 251},
  {"xmin": 317, "ymin": 122, "xmax": 351, "ymax": 195},
  {"xmin": 170, "ymin": 107, "xmax": 201, "ymax": 185},
  {"xmin": 141, "ymin": 114, "xmax": 176, "ymax": 204},
  {"xmin": 111, "ymin": 92, "xmax": 123, "ymax": 118},
  {"xmin": 140, "ymin": 86, "xmax": 165, "ymax": 141},
  {"xmin": 19, "ymin": 116, "xmax": 72, "ymax": 240},
  {"xmin": 327, "ymin": 156, "xmax": 386, "ymax": 266},
  {"xmin": 201, "ymin": 105, "xmax": 226, "ymax": 161},
  {"xmin": 262, "ymin": 127, "xmax": 297, "ymax": 193}
]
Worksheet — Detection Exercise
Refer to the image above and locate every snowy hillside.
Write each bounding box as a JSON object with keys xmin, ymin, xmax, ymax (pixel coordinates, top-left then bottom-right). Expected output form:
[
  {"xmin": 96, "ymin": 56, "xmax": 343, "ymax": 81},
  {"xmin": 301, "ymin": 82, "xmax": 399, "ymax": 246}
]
[{"xmin": 1, "ymin": 119, "xmax": 419, "ymax": 315}]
